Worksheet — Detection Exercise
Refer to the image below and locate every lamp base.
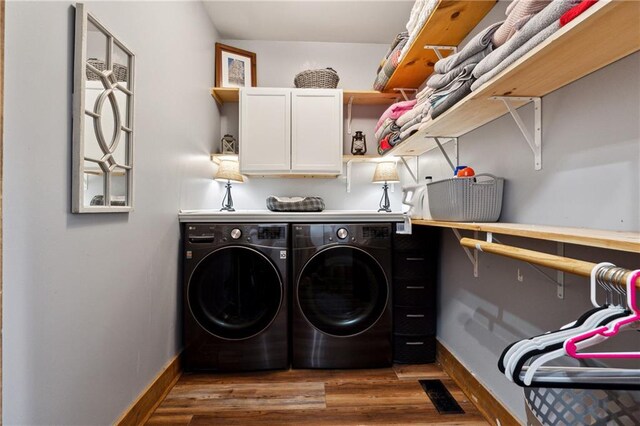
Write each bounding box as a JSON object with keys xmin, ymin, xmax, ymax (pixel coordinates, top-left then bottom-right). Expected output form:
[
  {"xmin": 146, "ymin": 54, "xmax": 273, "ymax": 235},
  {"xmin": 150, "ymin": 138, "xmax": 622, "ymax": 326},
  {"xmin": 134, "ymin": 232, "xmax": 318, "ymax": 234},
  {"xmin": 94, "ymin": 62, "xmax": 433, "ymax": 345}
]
[
  {"xmin": 377, "ymin": 207, "xmax": 391, "ymax": 213},
  {"xmin": 220, "ymin": 206, "xmax": 235, "ymax": 212},
  {"xmin": 220, "ymin": 181, "xmax": 235, "ymax": 212}
]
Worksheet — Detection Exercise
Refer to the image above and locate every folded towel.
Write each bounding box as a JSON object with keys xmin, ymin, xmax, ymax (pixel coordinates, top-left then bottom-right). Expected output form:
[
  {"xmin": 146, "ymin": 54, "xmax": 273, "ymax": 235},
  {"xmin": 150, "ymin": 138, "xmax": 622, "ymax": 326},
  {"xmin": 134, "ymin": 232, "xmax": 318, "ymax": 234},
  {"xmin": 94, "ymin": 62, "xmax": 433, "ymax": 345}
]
[
  {"xmin": 492, "ymin": 0, "xmax": 552, "ymax": 47},
  {"xmin": 434, "ymin": 21, "xmax": 504, "ymax": 74},
  {"xmin": 372, "ymin": 38, "xmax": 409, "ymax": 91},
  {"xmin": 376, "ymin": 120, "xmax": 400, "ymax": 143},
  {"xmin": 395, "ymin": 103, "xmax": 428, "ymax": 127},
  {"xmin": 429, "ymin": 64, "xmax": 476, "ymax": 107},
  {"xmin": 560, "ymin": 0, "xmax": 598, "ymax": 26},
  {"xmin": 388, "ymin": 130, "xmax": 403, "ymax": 146},
  {"xmin": 473, "ymin": 0, "xmax": 581, "ymax": 80},
  {"xmin": 400, "ymin": 0, "xmax": 439, "ymax": 61},
  {"xmin": 399, "ymin": 113, "xmax": 425, "ymax": 134},
  {"xmin": 398, "ymin": 121, "xmax": 422, "ymax": 141},
  {"xmin": 471, "ymin": 20, "xmax": 560, "ymax": 91},
  {"xmin": 427, "ymin": 49, "xmax": 490, "ymax": 89},
  {"xmin": 266, "ymin": 196, "xmax": 325, "ymax": 212},
  {"xmin": 374, "ymin": 118, "xmax": 393, "ymax": 141},
  {"xmin": 431, "ymin": 78, "xmax": 475, "ymax": 120},
  {"xmin": 406, "ymin": 0, "xmax": 426, "ymax": 34},
  {"xmin": 374, "ymin": 99, "xmax": 417, "ymax": 131}
]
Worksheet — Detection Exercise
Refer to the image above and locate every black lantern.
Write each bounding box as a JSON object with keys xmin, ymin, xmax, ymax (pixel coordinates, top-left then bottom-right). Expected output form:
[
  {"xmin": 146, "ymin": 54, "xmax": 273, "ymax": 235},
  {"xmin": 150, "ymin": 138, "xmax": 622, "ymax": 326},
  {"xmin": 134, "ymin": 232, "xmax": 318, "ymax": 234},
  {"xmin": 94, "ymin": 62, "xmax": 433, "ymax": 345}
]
[{"xmin": 351, "ymin": 131, "xmax": 367, "ymax": 155}]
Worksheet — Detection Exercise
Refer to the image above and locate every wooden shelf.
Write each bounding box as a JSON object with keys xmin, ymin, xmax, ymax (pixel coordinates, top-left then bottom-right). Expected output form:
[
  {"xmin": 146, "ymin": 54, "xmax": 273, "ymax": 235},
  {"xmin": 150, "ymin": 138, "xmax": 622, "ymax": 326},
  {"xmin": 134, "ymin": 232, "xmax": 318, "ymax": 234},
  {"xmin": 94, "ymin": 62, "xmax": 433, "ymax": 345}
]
[
  {"xmin": 382, "ymin": 0, "xmax": 496, "ymax": 92},
  {"xmin": 412, "ymin": 219, "xmax": 640, "ymax": 253},
  {"xmin": 212, "ymin": 154, "xmax": 386, "ymax": 164},
  {"xmin": 385, "ymin": 0, "xmax": 640, "ymax": 157},
  {"xmin": 210, "ymin": 88, "xmax": 397, "ymax": 106}
]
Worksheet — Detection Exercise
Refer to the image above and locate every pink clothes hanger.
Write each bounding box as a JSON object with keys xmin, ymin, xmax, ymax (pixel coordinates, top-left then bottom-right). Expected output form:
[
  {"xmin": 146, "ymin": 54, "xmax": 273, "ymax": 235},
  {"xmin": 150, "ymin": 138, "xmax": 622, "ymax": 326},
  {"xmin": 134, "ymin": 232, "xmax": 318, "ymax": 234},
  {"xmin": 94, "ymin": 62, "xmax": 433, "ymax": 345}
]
[{"xmin": 564, "ymin": 269, "xmax": 640, "ymax": 359}]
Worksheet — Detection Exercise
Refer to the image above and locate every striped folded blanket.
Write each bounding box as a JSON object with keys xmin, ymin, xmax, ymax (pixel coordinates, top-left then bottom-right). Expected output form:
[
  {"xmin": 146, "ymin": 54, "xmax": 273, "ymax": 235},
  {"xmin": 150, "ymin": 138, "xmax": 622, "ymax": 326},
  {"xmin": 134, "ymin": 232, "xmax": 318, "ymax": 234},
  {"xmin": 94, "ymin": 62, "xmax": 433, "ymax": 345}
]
[{"xmin": 266, "ymin": 196, "xmax": 325, "ymax": 212}]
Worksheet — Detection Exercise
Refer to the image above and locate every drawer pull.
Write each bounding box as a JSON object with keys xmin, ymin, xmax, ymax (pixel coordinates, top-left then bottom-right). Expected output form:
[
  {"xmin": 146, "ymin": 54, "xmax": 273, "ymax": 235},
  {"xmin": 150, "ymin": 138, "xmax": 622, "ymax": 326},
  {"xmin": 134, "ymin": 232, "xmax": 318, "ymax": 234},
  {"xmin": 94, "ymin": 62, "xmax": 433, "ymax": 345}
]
[
  {"xmin": 406, "ymin": 286, "xmax": 425, "ymax": 290},
  {"xmin": 406, "ymin": 314, "xmax": 425, "ymax": 318},
  {"xmin": 405, "ymin": 341, "xmax": 424, "ymax": 346},
  {"xmin": 406, "ymin": 257, "xmax": 425, "ymax": 261}
]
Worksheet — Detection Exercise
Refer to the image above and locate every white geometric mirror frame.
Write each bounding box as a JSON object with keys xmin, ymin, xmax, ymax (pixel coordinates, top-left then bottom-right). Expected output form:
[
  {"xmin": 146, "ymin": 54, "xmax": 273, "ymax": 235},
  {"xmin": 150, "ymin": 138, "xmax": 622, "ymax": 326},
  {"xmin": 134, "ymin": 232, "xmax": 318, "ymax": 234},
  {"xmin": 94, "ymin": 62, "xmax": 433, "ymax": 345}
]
[{"xmin": 72, "ymin": 3, "xmax": 135, "ymax": 213}]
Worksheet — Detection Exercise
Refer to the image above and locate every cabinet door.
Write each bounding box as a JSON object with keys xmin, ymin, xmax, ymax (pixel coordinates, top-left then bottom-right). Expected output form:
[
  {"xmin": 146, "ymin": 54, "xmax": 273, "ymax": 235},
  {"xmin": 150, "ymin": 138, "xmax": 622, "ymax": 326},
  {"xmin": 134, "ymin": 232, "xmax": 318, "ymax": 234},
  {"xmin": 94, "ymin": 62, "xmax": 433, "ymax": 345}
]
[
  {"xmin": 240, "ymin": 88, "xmax": 291, "ymax": 173},
  {"xmin": 291, "ymin": 89, "xmax": 343, "ymax": 174}
]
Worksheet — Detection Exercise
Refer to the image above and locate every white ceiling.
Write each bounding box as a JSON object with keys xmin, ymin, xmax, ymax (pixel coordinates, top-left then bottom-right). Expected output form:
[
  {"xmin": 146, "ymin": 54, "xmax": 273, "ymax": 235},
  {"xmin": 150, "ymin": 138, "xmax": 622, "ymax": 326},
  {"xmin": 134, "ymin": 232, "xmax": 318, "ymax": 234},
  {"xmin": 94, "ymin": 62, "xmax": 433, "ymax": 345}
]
[{"xmin": 202, "ymin": 1, "xmax": 414, "ymax": 44}]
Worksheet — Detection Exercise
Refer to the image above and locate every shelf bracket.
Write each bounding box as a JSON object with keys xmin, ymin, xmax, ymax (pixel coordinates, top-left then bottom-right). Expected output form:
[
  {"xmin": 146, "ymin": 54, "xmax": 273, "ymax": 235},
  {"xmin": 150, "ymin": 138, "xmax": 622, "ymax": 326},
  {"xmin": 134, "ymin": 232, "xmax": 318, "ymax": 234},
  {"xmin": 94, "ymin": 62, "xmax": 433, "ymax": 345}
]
[
  {"xmin": 452, "ymin": 228, "xmax": 479, "ymax": 277},
  {"xmin": 423, "ymin": 45, "xmax": 457, "ymax": 61},
  {"xmin": 399, "ymin": 155, "xmax": 419, "ymax": 184},
  {"xmin": 347, "ymin": 96, "xmax": 354, "ymax": 135},
  {"xmin": 490, "ymin": 96, "xmax": 542, "ymax": 170},
  {"xmin": 393, "ymin": 88, "xmax": 418, "ymax": 102},
  {"xmin": 433, "ymin": 137, "xmax": 458, "ymax": 173},
  {"xmin": 345, "ymin": 159, "xmax": 355, "ymax": 193}
]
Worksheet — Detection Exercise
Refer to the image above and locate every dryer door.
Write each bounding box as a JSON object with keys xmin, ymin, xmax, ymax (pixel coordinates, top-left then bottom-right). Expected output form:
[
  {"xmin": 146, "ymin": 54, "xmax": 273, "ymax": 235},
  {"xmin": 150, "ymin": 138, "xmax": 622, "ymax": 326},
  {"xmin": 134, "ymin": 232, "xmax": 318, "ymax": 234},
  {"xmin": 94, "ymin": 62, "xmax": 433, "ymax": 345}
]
[
  {"xmin": 297, "ymin": 246, "xmax": 389, "ymax": 337},
  {"xmin": 188, "ymin": 246, "xmax": 282, "ymax": 340}
]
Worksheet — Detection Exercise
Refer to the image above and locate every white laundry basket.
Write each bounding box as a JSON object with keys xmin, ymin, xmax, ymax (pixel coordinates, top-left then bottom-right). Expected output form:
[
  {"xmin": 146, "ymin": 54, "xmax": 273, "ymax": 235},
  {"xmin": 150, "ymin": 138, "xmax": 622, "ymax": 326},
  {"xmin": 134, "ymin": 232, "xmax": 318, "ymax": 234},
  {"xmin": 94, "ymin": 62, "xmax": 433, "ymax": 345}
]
[{"xmin": 426, "ymin": 174, "xmax": 504, "ymax": 222}]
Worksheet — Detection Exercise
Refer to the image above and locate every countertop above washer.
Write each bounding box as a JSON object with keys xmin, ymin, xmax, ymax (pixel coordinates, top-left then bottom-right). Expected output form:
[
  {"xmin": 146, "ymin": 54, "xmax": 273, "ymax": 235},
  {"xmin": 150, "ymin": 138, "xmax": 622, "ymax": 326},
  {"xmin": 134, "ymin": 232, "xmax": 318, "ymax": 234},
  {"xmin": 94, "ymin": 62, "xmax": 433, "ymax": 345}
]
[{"xmin": 178, "ymin": 210, "xmax": 405, "ymax": 223}]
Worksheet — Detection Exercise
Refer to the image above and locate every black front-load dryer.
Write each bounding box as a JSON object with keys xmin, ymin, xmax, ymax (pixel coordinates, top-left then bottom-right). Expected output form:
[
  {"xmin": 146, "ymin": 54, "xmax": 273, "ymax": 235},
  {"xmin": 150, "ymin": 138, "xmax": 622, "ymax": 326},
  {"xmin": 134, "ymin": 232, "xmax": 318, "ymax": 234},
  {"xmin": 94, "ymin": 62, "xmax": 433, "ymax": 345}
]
[
  {"xmin": 182, "ymin": 223, "xmax": 288, "ymax": 371},
  {"xmin": 292, "ymin": 223, "xmax": 392, "ymax": 368}
]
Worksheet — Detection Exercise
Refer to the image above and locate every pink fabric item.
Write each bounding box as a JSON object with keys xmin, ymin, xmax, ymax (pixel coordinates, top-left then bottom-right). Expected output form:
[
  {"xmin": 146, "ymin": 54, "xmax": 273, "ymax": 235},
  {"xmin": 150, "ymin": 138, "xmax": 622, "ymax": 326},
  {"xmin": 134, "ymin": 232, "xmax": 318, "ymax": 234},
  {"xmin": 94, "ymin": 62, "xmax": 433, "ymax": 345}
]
[
  {"xmin": 374, "ymin": 99, "xmax": 417, "ymax": 132},
  {"xmin": 560, "ymin": 0, "xmax": 598, "ymax": 26},
  {"xmin": 492, "ymin": 0, "xmax": 552, "ymax": 47}
]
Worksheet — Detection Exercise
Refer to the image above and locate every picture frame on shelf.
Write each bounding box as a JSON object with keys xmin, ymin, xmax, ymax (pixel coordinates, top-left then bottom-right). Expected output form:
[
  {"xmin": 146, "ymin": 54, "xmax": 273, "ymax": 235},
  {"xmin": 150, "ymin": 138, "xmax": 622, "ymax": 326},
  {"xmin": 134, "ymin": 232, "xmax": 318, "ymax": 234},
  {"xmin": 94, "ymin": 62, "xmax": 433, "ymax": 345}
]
[{"xmin": 215, "ymin": 43, "xmax": 257, "ymax": 88}]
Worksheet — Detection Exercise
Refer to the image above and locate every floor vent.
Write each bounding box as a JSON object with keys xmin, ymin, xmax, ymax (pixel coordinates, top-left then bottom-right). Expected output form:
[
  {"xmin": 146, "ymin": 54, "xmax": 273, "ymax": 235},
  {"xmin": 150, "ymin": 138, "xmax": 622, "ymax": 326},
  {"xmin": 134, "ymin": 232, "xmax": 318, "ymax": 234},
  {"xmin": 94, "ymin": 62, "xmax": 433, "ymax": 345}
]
[{"xmin": 419, "ymin": 379, "xmax": 465, "ymax": 414}]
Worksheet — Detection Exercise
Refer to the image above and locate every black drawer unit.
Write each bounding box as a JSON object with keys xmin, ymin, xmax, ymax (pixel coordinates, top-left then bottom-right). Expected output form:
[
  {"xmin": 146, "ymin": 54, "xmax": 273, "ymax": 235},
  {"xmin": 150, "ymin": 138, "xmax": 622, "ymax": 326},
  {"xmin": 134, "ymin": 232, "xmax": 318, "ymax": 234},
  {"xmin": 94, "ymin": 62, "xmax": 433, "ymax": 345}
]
[{"xmin": 392, "ymin": 225, "xmax": 439, "ymax": 364}]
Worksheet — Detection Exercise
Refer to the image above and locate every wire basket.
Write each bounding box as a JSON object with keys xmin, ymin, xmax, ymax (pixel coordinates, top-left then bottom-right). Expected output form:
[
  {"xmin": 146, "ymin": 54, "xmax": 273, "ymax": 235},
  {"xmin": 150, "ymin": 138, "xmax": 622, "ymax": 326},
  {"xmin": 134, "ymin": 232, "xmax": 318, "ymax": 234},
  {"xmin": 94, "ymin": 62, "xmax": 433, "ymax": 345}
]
[
  {"xmin": 86, "ymin": 58, "xmax": 128, "ymax": 82},
  {"xmin": 426, "ymin": 174, "xmax": 504, "ymax": 222},
  {"xmin": 294, "ymin": 68, "xmax": 339, "ymax": 88},
  {"xmin": 524, "ymin": 387, "xmax": 640, "ymax": 426}
]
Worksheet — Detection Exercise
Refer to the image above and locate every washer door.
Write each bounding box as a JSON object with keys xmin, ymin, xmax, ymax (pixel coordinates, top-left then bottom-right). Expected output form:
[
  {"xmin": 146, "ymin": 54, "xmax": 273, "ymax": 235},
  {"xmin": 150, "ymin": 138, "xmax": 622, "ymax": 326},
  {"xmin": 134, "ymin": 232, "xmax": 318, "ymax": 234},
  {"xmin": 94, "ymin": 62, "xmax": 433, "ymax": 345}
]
[
  {"xmin": 188, "ymin": 246, "xmax": 282, "ymax": 340},
  {"xmin": 297, "ymin": 246, "xmax": 388, "ymax": 337}
]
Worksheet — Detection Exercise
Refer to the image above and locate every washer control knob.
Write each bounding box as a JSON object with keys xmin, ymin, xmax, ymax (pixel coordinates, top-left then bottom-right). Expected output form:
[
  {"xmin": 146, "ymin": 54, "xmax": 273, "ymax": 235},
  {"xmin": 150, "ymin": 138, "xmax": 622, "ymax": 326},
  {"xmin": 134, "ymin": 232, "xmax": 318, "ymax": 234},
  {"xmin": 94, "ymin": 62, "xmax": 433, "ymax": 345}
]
[
  {"xmin": 337, "ymin": 228, "xmax": 349, "ymax": 240},
  {"xmin": 230, "ymin": 228, "xmax": 242, "ymax": 240}
]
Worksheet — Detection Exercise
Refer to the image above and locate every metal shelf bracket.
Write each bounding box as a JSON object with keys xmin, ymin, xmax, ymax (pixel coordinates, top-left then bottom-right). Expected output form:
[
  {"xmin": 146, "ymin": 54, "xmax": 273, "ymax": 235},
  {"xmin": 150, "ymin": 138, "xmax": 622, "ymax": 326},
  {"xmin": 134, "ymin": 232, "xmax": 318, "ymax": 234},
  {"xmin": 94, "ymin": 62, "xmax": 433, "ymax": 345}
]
[
  {"xmin": 347, "ymin": 96, "xmax": 354, "ymax": 135},
  {"xmin": 424, "ymin": 45, "xmax": 458, "ymax": 61},
  {"xmin": 453, "ymin": 229, "xmax": 479, "ymax": 277},
  {"xmin": 490, "ymin": 96, "xmax": 542, "ymax": 170},
  {"xmin": 398, "ymin": 155, "xmax": 419, "ymax": 184},
  {"xmin": 432, "ymin": 137, "xmax": 459, "ymax": 173},
  {"xmin": 393, "ymin": 88, "xmax": 418, "ymax": 102}
]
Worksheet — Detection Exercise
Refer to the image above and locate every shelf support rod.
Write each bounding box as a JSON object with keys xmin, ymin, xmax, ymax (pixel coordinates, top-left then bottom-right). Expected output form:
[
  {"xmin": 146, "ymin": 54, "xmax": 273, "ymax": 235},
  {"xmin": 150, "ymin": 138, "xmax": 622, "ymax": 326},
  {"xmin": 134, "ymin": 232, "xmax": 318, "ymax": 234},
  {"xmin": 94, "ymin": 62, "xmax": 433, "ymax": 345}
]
[
  {"xmin": 393, "ymin": 88, "xmax": 418, "ymax": 102},
  {"xmin": 345, "ymin": 159, "xmax": 354, "ymax": 193},
  {"xmin": 347, "ymin": 96, "xmax": 354, "ymax": 135},
  {"xmin": 424, "ymin": 45, "xmax": 457, "ymax": 61},
  {"xmin": 399, "ymin": 155, "xmax": 419, "ymax": 184},
  {"xmin": 433, "ymin": 137, "xmax": 458, "ymax": 173},
  {"xmin": 490, "ymin": 96, "xmax": 542, "ymax": 170},
  {"xmin": 452, "ymin": 228, "xmax": 479, "ymax": 277}
]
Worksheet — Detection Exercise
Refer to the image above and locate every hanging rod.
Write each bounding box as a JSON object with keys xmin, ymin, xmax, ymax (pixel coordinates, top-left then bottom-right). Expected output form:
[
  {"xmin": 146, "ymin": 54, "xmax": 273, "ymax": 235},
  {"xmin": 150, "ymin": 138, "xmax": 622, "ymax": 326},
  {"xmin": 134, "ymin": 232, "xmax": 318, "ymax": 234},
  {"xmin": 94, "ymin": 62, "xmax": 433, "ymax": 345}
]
[{"xmin": 460, "ymin": 238, "xmax": 640, "ymax": 289}]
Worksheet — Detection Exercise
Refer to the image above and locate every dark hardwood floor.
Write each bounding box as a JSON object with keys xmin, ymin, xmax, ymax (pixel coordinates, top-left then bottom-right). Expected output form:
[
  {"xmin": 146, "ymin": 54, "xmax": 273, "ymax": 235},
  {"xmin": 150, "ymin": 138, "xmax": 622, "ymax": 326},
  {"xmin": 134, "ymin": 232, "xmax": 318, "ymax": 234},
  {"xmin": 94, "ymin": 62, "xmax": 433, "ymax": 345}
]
[{"xmin": 147, "ymin": 364, "xmax": 489, "ymax": 425}]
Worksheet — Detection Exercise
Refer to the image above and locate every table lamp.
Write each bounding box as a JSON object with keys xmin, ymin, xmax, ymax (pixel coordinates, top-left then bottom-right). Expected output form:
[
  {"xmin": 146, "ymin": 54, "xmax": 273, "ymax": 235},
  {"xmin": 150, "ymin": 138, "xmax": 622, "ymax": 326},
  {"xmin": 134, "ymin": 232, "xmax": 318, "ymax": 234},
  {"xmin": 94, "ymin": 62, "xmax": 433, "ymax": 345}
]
[
  {"xmin": 372, "ymin": 161, "xmax": 400, "ymax": 212},
  {"xmin": 215, "ymin": 159, "xmax": 244, "ymax": 211}
]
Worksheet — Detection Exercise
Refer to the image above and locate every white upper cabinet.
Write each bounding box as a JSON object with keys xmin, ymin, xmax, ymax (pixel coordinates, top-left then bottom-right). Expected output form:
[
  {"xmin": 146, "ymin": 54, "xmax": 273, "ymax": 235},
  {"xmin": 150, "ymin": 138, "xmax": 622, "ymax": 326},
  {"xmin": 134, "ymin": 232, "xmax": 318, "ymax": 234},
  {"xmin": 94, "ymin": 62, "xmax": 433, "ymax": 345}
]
[
  {"xmin": 239, "ymin": 88, "xmax": 343, "ymax": 175},
  {"xmin": 291, "ymin": 89, "xmax": 343, "ymax": 174}
]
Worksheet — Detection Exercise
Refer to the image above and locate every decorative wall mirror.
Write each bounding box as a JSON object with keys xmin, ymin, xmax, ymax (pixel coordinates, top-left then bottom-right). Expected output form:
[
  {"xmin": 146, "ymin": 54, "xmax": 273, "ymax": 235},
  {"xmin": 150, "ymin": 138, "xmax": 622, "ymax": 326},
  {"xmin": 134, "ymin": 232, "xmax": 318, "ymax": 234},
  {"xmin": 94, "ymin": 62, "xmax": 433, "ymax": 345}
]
[{"xmin": 72, "ymin": 3, "xmax": 135, "ymax": 213}]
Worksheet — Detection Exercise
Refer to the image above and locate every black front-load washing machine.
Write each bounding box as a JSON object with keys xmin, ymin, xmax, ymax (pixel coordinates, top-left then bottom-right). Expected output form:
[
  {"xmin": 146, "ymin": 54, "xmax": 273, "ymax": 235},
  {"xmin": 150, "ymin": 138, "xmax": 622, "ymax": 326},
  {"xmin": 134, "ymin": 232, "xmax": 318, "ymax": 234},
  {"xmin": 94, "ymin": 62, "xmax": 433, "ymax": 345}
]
[
  {"xmin": 182, "ymin": 223, "xmax": 289, "ymax": 371},
  {"xmin": 291, "ymin": 223, "xmax": 393, "ymax": 368}
]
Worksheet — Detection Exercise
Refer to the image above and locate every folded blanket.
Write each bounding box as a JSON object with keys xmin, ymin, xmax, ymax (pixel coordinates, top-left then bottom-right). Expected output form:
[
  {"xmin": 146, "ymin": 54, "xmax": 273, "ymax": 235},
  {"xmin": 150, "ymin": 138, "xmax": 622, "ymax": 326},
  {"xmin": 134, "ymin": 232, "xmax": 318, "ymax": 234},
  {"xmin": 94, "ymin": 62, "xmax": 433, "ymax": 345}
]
[
  {"xmin": 431, "ymin": 78, "xmax": 475, "ymax": 120},
  {"xmin": 388, "ymin": 130, "xmax": 402, "ymax": 146},
  {"xmin": 374, "ymin": 118, "xmax": 393, "ymax": 141},
  {"xmin": 377, "ymin": 32, "xmax": 409, "ymax": 73},
  {"xmin": 560, "ymin": 0, "xmax": 598, "ymax": 26},
  {"xmin": 372, "ymin": 38, "xmax": 409, "ymax": 91},
  {"xmin": 427, "ymin": 49, "xmax": 490, "ymax": 89},
  {"xmin": 471, "ymin": 20, "xmax": 560, "ymax": 91},
  {"xmin": 377, "ymin": 121, "xmax": 400, "ymax": 143},
  {"xmin": 406, "ymin": 0, "xmax": 426, "ymax": 34},
  {"xmin": 429, "ymin": 64, "xmax": 476, "ymax": 107},
  {"xmin": 416, "ymin": 84, "xmax": 435, "ymax": 100},
  {"xmin": 434, "ymin": 21, "xmax": 504, "ymax": 74},
  {"xmin": 374, "ymin": 99, "xmax": 417, "ymax": 131},
  {"xmin": 399, "ymin": 113, "xmax": 425, "ymax": 134},
  {"xmin": 492, "ymin": 0, "xmax": 552, "ymax": 47},
  {"xmin": 378, "ymin": 134, "xmax": 393, "ymax": 155},
  {"xmin": 400, "ymin": 0, "xmax": 439, "ymax": 61},
  {"xmin": 473, "ymin": 0, "xmax": 581, "ymax": 79},
  {"xmin": 398, "ymin": 121, "xmax": 422, "ymax": 141},
  {"xmin": 395, "ymin": 103, "xmax": 428, "ymax": 127}
]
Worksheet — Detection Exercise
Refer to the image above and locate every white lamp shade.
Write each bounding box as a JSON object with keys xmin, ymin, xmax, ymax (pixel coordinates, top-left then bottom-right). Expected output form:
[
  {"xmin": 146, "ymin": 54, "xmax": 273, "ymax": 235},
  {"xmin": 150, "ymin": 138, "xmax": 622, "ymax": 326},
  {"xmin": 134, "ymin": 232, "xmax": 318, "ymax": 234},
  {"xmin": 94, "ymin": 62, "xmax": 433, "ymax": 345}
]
[
  {"xmin": 372, "ymin": 161, "xmax": 400, "ymax": 183},
  {"xmin": 214, "ymin": 159, "xmax": 244, "ymax": 183}
]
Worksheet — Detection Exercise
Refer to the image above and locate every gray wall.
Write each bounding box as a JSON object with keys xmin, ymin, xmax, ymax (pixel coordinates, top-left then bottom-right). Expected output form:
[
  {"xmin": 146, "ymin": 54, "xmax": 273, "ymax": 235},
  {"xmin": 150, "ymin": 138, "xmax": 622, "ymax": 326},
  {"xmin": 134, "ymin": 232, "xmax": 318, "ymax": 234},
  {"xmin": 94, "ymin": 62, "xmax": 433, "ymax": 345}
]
[
  {"xmin": 416, "ymin": 4, "xmax": 640, "ymax": 421},
  {"xmin": 3, "ymin": 1, "xmax": 220, "ymax": 424},
  {"xmin": 211, "ymin": 39, "xmax": 408, "ymax": 212}
]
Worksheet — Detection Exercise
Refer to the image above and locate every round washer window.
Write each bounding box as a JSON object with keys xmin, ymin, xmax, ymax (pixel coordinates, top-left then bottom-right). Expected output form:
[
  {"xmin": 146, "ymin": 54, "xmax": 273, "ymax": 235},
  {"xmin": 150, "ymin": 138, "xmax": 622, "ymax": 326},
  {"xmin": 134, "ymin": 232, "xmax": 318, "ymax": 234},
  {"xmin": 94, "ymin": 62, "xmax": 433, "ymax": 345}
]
[
  {"xmin": 297, "ymin": 246, "xmax": 388, "ymax": 337},
  {"xmin": 188, "ymin": 246, "xmax": 282, "ymax": 340}
]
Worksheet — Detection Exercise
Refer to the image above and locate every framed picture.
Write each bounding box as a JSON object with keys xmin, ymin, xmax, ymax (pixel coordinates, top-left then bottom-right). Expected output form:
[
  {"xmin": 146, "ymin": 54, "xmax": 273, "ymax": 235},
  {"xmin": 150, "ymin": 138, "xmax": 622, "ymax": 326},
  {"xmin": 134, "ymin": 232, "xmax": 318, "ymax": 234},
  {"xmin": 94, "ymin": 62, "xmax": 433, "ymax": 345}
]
[{"xmin": 215, "ymin": 43, "xmax": 257, "ymax": 88}]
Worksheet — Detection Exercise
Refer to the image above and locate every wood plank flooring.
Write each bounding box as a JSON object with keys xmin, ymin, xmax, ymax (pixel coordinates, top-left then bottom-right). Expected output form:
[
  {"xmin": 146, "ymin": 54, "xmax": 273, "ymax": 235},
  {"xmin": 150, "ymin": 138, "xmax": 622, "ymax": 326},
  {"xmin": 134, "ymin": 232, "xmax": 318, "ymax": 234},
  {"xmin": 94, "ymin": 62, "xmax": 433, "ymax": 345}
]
[{"xmin": 148, "ymin": 364, "xmax": 489, "ymax": 425}]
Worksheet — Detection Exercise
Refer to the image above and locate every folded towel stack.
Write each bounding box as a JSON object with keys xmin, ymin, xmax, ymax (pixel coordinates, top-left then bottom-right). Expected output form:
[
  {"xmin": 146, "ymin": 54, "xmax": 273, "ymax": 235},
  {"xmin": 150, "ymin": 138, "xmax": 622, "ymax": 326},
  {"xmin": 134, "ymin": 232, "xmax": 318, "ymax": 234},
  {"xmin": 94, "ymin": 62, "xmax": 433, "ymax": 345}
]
[{"xmin": 372, "ymin": 33, "xmax": 409, "ymax": 91}]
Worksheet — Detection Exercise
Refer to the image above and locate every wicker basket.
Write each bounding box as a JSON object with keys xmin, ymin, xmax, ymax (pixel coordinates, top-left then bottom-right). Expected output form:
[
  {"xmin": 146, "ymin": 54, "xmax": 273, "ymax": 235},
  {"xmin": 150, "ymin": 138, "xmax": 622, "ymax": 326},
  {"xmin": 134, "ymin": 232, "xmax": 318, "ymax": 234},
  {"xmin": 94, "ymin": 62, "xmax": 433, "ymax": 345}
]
[
  {"xmin": 426, "ymin": 174, "xmax": 504, "ymax": 222},
  {"xmin": 294, "ymin": 68, "xmax": 339, "ymax": 88},
  {"xmin": 86, "ymin": 58, "xmax": 128, "ymax": 82}
]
